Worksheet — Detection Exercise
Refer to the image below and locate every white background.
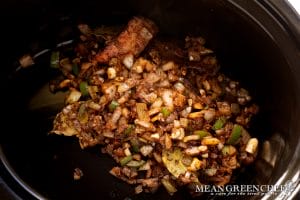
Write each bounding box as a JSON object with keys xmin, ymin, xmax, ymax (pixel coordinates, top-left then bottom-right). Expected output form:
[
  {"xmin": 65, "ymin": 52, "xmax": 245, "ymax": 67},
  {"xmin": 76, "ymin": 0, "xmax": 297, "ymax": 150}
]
[{"xmin": 287, "ymin": 0, "xmax": 300, "ymax": 14}]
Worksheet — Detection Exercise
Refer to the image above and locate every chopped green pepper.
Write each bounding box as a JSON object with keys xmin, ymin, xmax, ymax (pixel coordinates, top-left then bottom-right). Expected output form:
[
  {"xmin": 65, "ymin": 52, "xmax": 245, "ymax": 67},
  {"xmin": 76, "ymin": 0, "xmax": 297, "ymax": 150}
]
[
  {"xmin": 50, "ymin": 51, "xmax": 60, "ymax": 68},
  {"xmin": 124, "ymin": 124, "xmax": 135, "ymax": 136},
  {"xmin": 120, "ymin": 155, "xmax": 132, "ymax": 166},
  {"xmin": 226, "ymin": 124, "xmax": 242, "ymax": 145},
  {"xmin": 161, "ymin": 107, "xmax": 171, "ymax": 118},
  {"xmin": 193, "ymin": 130, "xmax": 210, "ymax": 139},
  {"xmin": 72, "ymin": 63, "xmax": 79, "ymax": 76},
  {"xmin": 79, "ymin": 81, "xmax": 89, "ymax": 96},
  {"xmin": 212, "ymin": 117, "xmax": 226, "ymax": 130},
  {"xmin": 130, "ymin": 138, "xmax": 140, "ymax": 153},
  {"xmin": 126, "ymin": 160, "xmax": 145, "ymax": 168},
  {"xmin": 109, "ymin": 100, "xmax": 119, "ymax": 112}
]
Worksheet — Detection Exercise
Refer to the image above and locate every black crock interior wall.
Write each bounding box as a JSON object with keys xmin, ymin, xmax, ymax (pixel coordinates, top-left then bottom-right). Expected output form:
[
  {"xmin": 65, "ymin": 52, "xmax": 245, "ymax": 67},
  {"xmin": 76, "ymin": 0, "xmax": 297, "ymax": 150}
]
[{"xmin": 1, "ymin": 0, "xmax": 298, "ymax": 199}]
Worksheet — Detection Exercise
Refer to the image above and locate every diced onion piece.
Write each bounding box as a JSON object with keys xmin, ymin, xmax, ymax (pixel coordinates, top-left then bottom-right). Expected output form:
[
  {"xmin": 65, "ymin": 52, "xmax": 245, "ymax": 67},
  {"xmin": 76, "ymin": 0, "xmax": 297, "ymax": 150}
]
[
  {"xmin": 184, "ymin": 146, "xmax": 201, "ymax": 156},
  {"xmin": 127, "ymin": 160, "xmax": 145, "ymax": 168},
  {"xmin": 198, "ymin": 145, "xmax": 208, "ymax": 152},
  {"xmin": 133, "ymin": 64, "xmax": 143, "ymax": 73},
  {"xmin": 140, "ymin": 145, "xmax": 153, "ymax": 156},
  {"xmin": 66, "ymin": 88, "xmax": 81, "ymax": 104},
  {"xmin": 183, "ymin": 135, "xmax": 201, "ymax": 143},
  {"xmin": 187, "ymin": 158, "xmax": 202, "ymax": 171},
  {"xmin": 201, "ymin": 137, "xmax": 221, "ymax": 145},
  {"xmin": 58, "ymin": 79, "xmax": 72, "ymax": 89},
  {"xmin": 87, "ymin": 101, "xmax": 101, "ymax": 110},
  {"xmin": 173, "ymin": 92, "xmax": 186, "ymax": 107},
  {"xmin": 138, "ymin": 161, "xmax": 151, "ymax": 170},
  {"xmin": 102, "ymin": 83, "xmax": 117, "ymax": 97},
  {"xmin": 188, "ymin": 99, "xmax": 193, "ymax": 107},
  {"xmin": 193, "ymin": 102, "xmax": 204, "ymax": 110},
  {"xmin": 180, "ymin": 118, "xmax": 189, "ymax": 128},
  {"xmin": 203, "ymin": 109, "xmax": 215, "ymax": 122},
  {"xmin": 117, "ymin": 83, "xmax": 130, "ymax": 93},
  {"xmin": 123, "ymin": 54, "xmax": 134, "ymax": 69},
  {"xmin": 217, "ymin": 102, "xmax": 231, "ymax": 115},
  {"xmin": 151, "ymin": 98, "xmax": 163, "ymax": 108},
  {"xmin": 124, "ymin": 148, "xmax": 132, "ymax": 156},
  {"xmin": 173, "ymin": 120, "xmax": 181, "ymax": 128},
  {"xmin": 145, "ymin": 72, "xmax": 160, "ymax": 84},
  {"xmin": 162, "ymin": 61, "xmax": 175, "ymax": 71},
  {"xmin": 149, "ymin": 107, "xmax": 161, "ymax": 116},
  {"xmin": 88, "ymin": 85, "xmax": 99, "ymax": 100},
  {"xmin": 150, "ymin": 133, "xmax": 160, "ymax": 140},
  {"xmin": 132, "ymin": 58, "xmax": 147, "ymax": 73},
  {"xmin": 161, "ymin": 178, "xmax": 177, "ymax": 195},
  {"xmin": 171, "ymin": 128, "xmax": 185, "ymax": 140},
  {"xmin": 136, "ymin": 103, "xmax": 150, "ymax": 122},
  {"xmin": 110, "ymin": 107, "xmax": 122, "ymax": 124},
  {"xmin": 202, "ymin": 80, "xmax": 211, "ymax": 91},
  {"xmin": 122, "ymin": 107, "xmax": 130, "ymax": 118},
  {"xmin": 165, "ymin": 134, "xmax": 172, "ymax": 149},
  {"xmin": 143, "ymin": 92, "xmax": 158, "ymax": 103},
  {"xmin": 103, "ymin": 131, "xmax": 114, "ymax": 138},
  {"xmin": 245, "ymin": 138, "xmax": 259, "ymax": 154},
  {"xmin": 188, "ymin": 112, "xmax": 203, "ymax": 119},
  {"xmin": 153, "ymin": 152, "xmax": 162, "ymax": 163},
  {"xmin": 217, "ymin": 142, "xmax": 224, "ymax": 150},
  {"xmin": 135, "ymin": 119, "xmax": 154, "ymax": 130},
  {"xmin": 107, "ymin": 67, "xmax": 116, "ymax": 79},
  {"xmin": 174, "ymin": 82, "xmax": 185, "ymax": 93},
  {"xmin": 135, "ymin": 185, "xmax": 143, "ymax": 194},
  {"xmin": 202, "ymin": 153, "xmax": 209, "ymax": 158},
  {"xmin": 52, "ymin": 126, "xmax": 78, "ymax": 137},
  {"xmin": 162, "ymin": 90, "xmax": 173, "ymax": 109},
  {"xmin": 205, "ymin": 168, "xmax": 217, "ymax": 176},
  {"xmin": 151, "ymin": 113, "xmax": 163, "ymax": 122},
  {"xmin": 181, "ymin": 106, "xmax": 192, "ymax": 117}
]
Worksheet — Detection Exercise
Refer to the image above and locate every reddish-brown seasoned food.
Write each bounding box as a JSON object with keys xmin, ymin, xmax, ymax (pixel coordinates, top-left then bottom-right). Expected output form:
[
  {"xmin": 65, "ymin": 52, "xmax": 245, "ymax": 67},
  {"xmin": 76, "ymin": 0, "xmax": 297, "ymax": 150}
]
[{"xmin": 50, "ymin": 16, "xmax": 259, "ymax": 196}]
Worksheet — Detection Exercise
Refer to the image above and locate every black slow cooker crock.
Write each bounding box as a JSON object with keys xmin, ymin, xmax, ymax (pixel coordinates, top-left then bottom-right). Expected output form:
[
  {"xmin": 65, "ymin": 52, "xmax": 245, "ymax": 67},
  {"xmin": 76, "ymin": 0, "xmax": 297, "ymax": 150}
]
[{"xmin": 1, "ymin": 0, "xmax": 300, "ymax": 199}]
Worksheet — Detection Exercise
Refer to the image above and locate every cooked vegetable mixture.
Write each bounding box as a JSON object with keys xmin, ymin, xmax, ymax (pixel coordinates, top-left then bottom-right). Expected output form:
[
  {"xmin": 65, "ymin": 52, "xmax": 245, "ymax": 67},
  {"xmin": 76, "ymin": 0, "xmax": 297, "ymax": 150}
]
[{"xmin": 50, "ymin": 16, "xmax": 259, "ymax": 196}]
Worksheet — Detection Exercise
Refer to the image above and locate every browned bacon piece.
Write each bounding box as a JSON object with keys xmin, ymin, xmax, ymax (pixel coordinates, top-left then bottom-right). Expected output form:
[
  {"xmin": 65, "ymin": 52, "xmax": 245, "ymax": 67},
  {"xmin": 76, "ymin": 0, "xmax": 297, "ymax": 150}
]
[{"xmin": 95, "ymin": 17, "xmax": 158, "ymax": 63}]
